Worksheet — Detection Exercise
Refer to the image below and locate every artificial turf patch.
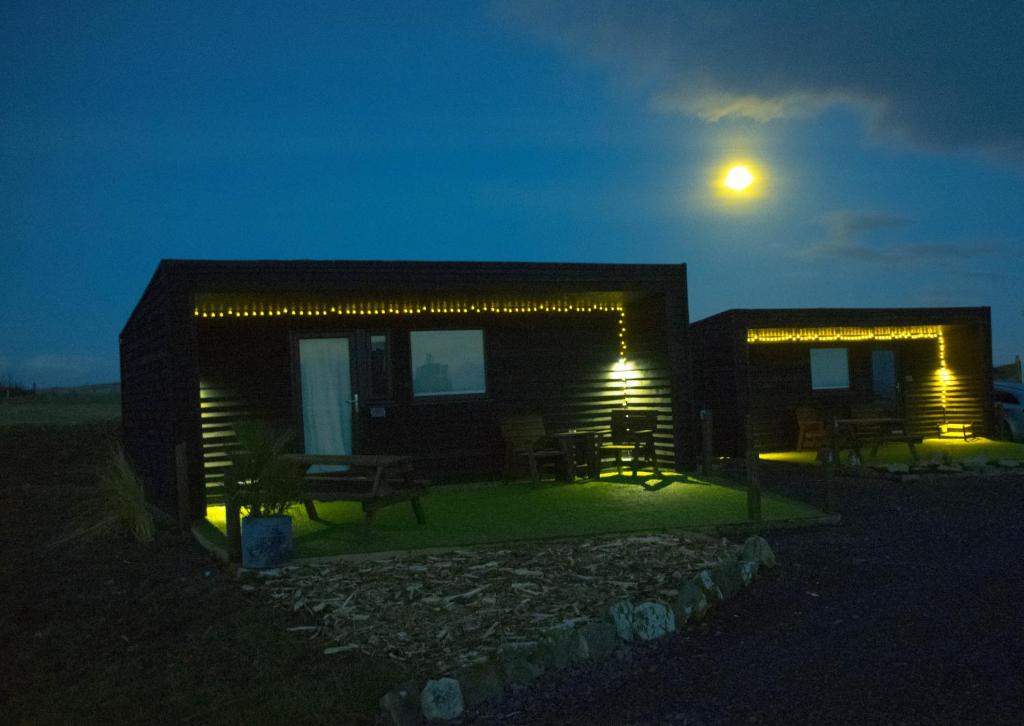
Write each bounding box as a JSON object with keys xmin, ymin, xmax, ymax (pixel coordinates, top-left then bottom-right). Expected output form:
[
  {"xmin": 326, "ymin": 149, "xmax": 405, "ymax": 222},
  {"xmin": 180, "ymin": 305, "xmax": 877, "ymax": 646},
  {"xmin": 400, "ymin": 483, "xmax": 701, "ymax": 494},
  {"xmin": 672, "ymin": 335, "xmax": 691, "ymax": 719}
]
[{"xmin": 207, "ymin": 474, "xmax": 822, "ymax": 557}]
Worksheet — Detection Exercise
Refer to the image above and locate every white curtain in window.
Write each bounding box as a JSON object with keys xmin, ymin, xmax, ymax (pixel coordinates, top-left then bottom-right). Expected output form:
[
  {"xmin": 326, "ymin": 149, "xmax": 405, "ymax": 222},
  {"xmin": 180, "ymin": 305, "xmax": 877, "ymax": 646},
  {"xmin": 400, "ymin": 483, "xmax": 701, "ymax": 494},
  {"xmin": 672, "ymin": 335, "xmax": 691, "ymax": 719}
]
[{"xmin": 299, "ymin": 338, "xmax": 351, "ymax": 472}]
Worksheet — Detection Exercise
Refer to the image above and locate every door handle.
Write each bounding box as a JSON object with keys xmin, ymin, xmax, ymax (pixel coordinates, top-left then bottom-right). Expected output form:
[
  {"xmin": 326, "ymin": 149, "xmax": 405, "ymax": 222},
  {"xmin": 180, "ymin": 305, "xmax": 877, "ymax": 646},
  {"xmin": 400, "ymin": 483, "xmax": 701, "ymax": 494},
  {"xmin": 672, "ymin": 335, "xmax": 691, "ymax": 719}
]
[{"xmin": 349, "ymin": 393, "xmax": 360, "ymax": 413}]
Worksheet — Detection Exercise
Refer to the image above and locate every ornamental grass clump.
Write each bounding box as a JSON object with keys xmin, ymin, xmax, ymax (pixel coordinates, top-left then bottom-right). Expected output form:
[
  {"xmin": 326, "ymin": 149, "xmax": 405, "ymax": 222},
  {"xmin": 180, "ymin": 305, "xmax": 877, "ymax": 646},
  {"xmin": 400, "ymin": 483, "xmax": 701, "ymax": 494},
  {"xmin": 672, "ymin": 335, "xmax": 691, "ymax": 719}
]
[
  {"xmin": 101, "ymin": 445, "xmax": 154, "ymax": 543},
  {"xmin": 223, "ymin": 420, "xmax": 304, "ymax": 518}
]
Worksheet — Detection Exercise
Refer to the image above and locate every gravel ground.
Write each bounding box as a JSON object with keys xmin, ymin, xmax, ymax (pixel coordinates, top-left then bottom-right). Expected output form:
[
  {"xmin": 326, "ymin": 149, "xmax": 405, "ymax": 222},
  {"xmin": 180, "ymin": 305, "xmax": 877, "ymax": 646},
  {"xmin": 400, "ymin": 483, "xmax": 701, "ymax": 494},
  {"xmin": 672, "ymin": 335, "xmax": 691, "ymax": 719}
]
[{"xmin": 467, "ymin": 466, "xmax": 1024, "ymax": 725}]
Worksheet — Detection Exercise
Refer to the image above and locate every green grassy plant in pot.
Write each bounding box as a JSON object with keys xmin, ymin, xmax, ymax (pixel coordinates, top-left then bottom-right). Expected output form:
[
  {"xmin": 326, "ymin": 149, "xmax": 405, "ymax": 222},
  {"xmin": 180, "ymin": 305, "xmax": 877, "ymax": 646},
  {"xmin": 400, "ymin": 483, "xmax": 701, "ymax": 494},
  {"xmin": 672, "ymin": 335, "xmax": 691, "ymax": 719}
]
[{"xmin": 223, "ymin": 421, "xmax": 305, "ymax": 569}]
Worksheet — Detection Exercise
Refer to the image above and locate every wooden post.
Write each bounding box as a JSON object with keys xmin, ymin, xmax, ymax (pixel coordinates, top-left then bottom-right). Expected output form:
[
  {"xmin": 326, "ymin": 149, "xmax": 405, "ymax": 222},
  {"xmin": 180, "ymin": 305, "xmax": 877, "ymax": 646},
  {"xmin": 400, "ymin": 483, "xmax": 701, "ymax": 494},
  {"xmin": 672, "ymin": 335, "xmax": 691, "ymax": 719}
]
[
  {"xmin": 745, "ymin": 415, "xmax": 762, "ymax": 521},
  {"xmin": 225, "ymin": 494, "xmax": 242, "ymax": 563},
  {"xmin": 700, "ymin": 409, "xmax": 713, "ymax": 476},
  {"xmin": 824, "ymin": 417, "xmax": 839, "ymax": 513}
]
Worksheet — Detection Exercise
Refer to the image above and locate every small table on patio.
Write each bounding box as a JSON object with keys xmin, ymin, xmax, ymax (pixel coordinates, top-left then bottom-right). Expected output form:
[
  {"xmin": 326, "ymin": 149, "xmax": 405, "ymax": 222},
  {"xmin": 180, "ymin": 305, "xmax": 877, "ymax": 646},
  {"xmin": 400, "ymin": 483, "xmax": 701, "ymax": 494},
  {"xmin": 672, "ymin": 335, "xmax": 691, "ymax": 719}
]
[
  {"xmin": 830, "ymin": 417, "xmax": 921, "ymax": 463},
  {"xmin": 552, "ymin": 430, "xmax": 603, "ymax": 481}
]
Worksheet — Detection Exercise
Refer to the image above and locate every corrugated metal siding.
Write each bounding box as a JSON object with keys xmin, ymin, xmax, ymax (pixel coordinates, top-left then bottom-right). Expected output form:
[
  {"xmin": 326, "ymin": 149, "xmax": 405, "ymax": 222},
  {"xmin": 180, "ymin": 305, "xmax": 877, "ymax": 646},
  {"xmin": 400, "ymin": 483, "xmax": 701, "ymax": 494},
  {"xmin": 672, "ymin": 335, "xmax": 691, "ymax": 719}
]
[{"xmin": 195, "ymin": 303, "xmax": 676, "ymax": 501}]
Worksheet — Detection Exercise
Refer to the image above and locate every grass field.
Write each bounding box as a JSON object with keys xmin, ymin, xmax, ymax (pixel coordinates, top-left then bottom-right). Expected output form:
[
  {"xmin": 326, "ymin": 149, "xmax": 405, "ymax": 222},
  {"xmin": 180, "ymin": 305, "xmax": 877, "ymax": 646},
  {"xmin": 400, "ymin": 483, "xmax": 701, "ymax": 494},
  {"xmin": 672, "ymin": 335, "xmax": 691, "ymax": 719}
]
[
  {"xmin": 761, "ymin": 437, "xmax": 1024, "ymax": 466},
  {"xmin": 207, "ymin": 473, "xmax": 824, "ymax": 558},
  {"xmin": 0, "ymin": 383, "xmax": 120, "ymax": 426}
]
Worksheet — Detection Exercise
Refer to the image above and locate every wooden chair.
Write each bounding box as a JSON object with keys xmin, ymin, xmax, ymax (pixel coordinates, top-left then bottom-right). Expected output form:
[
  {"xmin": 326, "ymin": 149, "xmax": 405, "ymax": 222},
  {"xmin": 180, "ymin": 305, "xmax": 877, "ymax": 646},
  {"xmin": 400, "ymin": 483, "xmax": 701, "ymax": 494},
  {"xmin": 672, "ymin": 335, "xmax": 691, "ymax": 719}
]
[
  {"xmin": 499, "ymin": 415, "xmax": 568, "ymax": 482},
  {"xmin": 599, "ymin": 409, "xmax": 659, "ymax": 478},
  {"xmin": 795, "ymin": 407, "xmax": 827, "ymax": 451}
]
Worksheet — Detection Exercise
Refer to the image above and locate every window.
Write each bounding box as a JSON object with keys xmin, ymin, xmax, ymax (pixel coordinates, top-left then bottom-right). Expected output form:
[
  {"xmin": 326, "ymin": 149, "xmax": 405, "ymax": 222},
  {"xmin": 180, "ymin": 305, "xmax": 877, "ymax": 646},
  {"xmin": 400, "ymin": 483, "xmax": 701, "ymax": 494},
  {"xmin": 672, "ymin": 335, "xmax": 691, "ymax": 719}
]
[
  {"xmin": 369, "ymin": 333, "xmax": 391, "ymax": 399},
  {"xmin": 810, "ymin": 348, "xmax": 849, "ymax": 390},
  {"xmin": 410, "ymin": 330, "xmax": 486, "ymax": 397}
]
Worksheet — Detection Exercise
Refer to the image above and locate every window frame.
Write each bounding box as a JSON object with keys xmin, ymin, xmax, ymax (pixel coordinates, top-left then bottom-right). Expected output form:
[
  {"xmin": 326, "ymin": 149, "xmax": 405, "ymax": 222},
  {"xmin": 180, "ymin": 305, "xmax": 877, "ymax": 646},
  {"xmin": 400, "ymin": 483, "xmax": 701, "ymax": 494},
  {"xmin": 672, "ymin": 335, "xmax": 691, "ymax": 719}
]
[
  {"xmin": 367, "ymin": 331, "xmax": 393, "ymax": 401},
  {"xmin": 409, "ymin": 328, "xmax": 488, "ymax": 400},
  {"xmin": 809, "ymin": 347, "xmax": 851, "ymax": 391}
]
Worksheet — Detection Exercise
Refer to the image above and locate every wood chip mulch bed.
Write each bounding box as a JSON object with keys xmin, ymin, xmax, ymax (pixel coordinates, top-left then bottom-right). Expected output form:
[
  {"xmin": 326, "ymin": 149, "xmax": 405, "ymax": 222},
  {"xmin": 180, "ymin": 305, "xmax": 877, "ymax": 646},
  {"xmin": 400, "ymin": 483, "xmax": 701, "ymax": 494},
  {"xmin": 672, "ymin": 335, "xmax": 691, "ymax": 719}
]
[{"xmin": 244, "ymin": 533, "xmax": 739, "ymax": 674}]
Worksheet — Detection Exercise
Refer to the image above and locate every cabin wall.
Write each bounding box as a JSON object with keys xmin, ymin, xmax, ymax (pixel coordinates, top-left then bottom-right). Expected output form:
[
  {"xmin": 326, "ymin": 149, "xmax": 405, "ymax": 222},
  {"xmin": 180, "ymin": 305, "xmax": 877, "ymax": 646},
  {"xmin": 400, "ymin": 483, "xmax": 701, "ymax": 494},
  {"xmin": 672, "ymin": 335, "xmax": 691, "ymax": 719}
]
[
  {"xmin": 195, "ymin": 306, "xmax": 675, "ymax": 505},
  {"xmin": 119, "ymin": 273, "xmax": 178, "ymax": 517},
  {"xmin": 623, "ymin": 295, "xmax": 678, "ymax": 465},
  {"xmin": 743, "ymin": 324, "xmax": 991, "ymax": 451},
  {"xmin": 689, "ymin": 313, "xmax": 742, "ymax": 458}
]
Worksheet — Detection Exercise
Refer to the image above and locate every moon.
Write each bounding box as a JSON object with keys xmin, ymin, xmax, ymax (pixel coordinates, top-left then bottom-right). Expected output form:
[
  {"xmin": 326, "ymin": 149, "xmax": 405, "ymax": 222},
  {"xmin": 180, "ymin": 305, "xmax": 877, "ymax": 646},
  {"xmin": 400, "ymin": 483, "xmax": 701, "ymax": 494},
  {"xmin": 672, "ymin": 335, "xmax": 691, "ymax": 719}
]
[{"xmin": 724, "ymin": 165, "xmax": 754, "ymax": 191}]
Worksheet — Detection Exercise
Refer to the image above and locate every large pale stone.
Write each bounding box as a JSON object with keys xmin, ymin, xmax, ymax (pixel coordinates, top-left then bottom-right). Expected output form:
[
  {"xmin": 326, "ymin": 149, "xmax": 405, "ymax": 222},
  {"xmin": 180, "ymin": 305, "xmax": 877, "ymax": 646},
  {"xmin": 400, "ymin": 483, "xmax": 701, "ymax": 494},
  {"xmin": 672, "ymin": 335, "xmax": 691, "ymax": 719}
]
[
  {"xmin": 739, "ymin": 560, "xmax": 758, "ymax": 586},
  {"xmin": 498, "ymin": 641, "xmax": 545, "ymax": 687},
  {"xmin": 740, "ymin": 536, "xmax": 777, "ymax": 569},
  {"xmin": 379, "ymin": 680, "xmax": 421, "ymax": 726},
  {"xmin": 631, "ymin": 601, "xmax": 676, "ymax": 641},
  {"xmin": 673, "ymin": 579, "xmax": 709, "ymax": 623},
  {"xmin": 421, "ymin": 677, "xmax": 464, "ymax": 721},
  {"xmin": 456, "ymin": 660, "xmax": 504, "ymax": 709},
  {"xmin": 539, "ymin": 622, "xmax": 580, "ymax": 670},
  {"xmin": 576, "ymin": 621, "xmax": 619, "ymax": 660},
  {"xmin": 998, "ymin": 459, "xmax": 1021, "ymax": 468},
  {"xmin": 711, "ymin": 558, "xmax": 745, "ymax": 601},
  {"xmin": 694, "ymin": 569, "xmax": 724, "ymax": 603},
  {"xmin": 886, "ymin": 463, "xmax": 911, "ymax": 473},
  {"xmin": 607, "ymin": 600, "xmax": 634, "ymax": 641}
]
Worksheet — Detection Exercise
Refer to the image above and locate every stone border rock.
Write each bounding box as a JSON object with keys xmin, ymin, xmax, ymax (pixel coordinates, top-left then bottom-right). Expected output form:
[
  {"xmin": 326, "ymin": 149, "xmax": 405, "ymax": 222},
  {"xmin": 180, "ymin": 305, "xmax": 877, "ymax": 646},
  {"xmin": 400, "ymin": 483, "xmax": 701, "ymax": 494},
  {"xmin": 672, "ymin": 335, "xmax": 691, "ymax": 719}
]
[
  {"xmin": 378, "ymin": 535, "xmax": 778, "ymax": 725},
  {"xmin": 868, "ymin": 455, "xmax": 1023, "ymax": 480}
]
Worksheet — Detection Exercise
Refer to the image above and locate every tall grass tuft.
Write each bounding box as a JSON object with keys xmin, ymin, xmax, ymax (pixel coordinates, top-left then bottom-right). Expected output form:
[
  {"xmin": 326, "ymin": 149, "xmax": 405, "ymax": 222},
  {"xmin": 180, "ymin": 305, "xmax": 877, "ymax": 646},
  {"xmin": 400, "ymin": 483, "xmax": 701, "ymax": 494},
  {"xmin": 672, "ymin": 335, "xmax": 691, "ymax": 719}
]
[{"xmin": 101, "ymin": 445, "xmax": 155, "ymax": 542}]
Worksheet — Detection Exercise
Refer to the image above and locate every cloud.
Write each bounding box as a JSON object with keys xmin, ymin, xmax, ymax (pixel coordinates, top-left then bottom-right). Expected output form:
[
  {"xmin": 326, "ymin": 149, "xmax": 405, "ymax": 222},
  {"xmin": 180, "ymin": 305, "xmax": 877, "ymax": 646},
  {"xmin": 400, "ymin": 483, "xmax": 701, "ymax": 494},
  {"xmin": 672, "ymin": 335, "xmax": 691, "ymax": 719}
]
[
  {"xmin": 803, "ymin": 209, "xmax": 1002, "ymax": 264},
  {"xmin": 501, "ymin": 1, "xmax": 1024, "ymax": 163}
]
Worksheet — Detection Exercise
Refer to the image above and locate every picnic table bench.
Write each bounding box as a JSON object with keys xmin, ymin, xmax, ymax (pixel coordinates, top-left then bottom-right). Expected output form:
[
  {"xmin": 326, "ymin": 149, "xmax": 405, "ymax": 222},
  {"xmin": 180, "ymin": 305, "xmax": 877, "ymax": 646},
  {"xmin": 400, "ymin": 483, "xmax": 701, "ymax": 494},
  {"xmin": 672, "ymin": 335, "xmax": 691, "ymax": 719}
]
[
  {"xmin": 281, "ymin": 453, "xmax": 428, "ymax": 525},
  {"xmin": 225, "ymin": 453, "xmax": 428, "ymax": 562},
  {"xmin": 830, "ymin": 417, "xmax": 922, "ymax": 463}
]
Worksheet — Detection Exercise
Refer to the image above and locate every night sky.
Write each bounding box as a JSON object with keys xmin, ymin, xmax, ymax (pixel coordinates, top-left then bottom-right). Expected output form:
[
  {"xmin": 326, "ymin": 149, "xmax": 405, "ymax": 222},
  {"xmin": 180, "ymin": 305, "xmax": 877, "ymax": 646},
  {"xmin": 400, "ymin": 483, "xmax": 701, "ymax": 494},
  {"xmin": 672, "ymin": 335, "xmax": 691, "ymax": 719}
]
[{"xmin": 3, "ymin": 1, "xmax": 1022, "ymax": 387}]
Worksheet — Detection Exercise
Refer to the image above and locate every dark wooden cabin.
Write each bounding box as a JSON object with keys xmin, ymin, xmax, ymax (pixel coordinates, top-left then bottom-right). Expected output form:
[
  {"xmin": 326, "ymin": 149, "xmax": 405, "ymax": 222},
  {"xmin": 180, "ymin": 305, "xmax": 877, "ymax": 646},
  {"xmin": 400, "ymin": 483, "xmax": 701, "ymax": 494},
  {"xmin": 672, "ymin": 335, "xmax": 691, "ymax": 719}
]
[
  {"xmin": 120, "ymin": 260, "xmax": 694, "ymax": 523},
  {"xmin": 690, "ymin": 307, "xmax": 994, "ymax": 456}
]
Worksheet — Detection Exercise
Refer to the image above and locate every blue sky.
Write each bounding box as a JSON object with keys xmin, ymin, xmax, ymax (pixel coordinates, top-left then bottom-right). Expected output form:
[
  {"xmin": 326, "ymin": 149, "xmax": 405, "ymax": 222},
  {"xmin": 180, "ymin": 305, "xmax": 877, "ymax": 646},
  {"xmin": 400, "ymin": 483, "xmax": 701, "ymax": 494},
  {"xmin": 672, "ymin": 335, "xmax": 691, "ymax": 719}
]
[{"xmin": 2, "ymin": 1, "xmax": 1022, "ymax": 386}]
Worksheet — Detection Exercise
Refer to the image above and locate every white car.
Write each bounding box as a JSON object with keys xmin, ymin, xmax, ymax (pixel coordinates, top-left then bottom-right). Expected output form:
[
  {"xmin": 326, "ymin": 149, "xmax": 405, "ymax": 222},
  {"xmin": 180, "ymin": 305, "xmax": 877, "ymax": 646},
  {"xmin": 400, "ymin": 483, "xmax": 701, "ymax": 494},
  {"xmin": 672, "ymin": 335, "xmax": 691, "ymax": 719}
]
[{"xmin": 994, "ymin": 381, "xmax": 1024, "ymax": 441}]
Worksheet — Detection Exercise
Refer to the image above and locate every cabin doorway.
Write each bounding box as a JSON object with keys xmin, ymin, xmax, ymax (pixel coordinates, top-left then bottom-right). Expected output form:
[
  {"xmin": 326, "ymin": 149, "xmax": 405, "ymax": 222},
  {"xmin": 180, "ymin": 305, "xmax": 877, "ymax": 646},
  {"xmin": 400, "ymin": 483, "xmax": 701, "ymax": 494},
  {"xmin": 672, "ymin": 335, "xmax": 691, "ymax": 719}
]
[
  {"xmin": 297, "ymin": 336, "xmax": 356, "ymax": 466},
  {"xmin": 871, "ymin": 349, "xmax": 901, "ymax": 415}
]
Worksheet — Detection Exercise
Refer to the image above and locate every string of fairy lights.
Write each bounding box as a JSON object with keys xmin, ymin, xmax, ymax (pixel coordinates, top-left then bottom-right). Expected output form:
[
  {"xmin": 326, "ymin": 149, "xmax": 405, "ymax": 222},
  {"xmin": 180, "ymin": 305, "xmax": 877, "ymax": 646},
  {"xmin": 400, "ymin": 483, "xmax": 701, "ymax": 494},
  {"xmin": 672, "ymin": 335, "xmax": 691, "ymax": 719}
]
[
  {"xmin": 194, "ymin": 297, "xmax": 630, "ymax": 360},
  {"xmin": 745, "ymin": 325, "xmax": 942, "ymax": 343},
  {"xmin": 746, "ymin": 325, "xmax": 952, "ymax": 410}
]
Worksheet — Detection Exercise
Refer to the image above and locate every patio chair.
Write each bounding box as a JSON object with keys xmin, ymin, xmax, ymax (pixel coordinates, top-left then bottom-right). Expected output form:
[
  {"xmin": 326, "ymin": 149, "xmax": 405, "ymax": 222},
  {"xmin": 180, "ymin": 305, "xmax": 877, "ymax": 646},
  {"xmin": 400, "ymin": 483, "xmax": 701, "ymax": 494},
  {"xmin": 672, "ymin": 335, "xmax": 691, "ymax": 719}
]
[
  {"xmin": 499, "ymin": 415, "xmax": 568, "ymax": 482},
  {"xmin": 599, "ymin": 409, "xmax": 659, "ymax": 478},
  {"xmin": 796, "ymin": 407, "xmax": 827, "ymax": 451}
]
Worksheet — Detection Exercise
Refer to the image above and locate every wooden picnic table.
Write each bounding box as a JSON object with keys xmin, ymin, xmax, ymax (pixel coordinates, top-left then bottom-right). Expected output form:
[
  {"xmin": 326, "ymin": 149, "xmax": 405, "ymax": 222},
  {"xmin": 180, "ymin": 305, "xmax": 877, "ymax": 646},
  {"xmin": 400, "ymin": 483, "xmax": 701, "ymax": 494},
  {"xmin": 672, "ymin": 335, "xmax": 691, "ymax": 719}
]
[
  {"xmin": 831, "ymin": 417, "xmax": 921, "ymax": 463},
  {"xmin": 280, "ymin": 453, "xmax": 428, "ymax": 525},
  {"xmin": 225, "ymin": 453, "xmax": 428, "ymax": 563}
]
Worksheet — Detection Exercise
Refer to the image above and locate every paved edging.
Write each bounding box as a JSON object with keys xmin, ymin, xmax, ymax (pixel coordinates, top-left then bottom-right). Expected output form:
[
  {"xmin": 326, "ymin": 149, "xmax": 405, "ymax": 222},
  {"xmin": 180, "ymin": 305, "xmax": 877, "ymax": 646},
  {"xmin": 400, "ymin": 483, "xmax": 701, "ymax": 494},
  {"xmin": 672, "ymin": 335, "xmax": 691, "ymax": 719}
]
[{"xmin": 378, "ymin": 535, "xmax": 779, "ymax": 724}]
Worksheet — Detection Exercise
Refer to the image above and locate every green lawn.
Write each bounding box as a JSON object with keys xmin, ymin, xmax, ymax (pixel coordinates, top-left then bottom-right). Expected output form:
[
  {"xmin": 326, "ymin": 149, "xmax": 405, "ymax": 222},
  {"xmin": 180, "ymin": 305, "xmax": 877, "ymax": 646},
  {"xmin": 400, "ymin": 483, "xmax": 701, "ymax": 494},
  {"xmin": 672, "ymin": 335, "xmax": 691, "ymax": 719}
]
[
  {"xmin": 761, "ymin": 436, "xmax": 1024, "ymax": 466},
  {"xmin": 207, "ymin": 472, "xmax": 824, "ymax": 558}
]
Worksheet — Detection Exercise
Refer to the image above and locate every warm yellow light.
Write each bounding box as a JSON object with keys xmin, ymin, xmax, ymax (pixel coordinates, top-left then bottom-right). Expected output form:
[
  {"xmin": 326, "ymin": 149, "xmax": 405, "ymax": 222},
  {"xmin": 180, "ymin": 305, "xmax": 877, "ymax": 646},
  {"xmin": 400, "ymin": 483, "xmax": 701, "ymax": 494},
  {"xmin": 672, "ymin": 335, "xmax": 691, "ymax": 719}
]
[
  {"xmin": 747, "ymin": 326, "xmax": 942, "ymax": 344},
  {"xmin": 724, "ymin": 166, "xmax": 754, "ymax": 191}
]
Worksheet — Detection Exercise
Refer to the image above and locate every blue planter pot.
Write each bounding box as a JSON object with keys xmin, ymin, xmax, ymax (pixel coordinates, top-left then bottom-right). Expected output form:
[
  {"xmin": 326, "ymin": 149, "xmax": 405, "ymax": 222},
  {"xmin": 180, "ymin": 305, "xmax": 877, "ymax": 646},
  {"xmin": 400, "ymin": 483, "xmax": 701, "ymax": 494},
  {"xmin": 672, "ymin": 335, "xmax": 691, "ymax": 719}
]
[{"xmin": 241, "ymin": 515, "xmax": 293, "ymax": 569}]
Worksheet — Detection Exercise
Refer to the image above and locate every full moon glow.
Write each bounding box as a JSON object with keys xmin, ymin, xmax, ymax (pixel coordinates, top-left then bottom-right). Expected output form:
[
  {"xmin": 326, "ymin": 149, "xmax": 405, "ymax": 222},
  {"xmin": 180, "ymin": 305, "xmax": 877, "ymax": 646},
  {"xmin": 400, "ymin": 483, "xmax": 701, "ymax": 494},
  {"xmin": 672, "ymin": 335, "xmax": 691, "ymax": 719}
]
[{"xmin": 724, "ymin": 165, "xmax": 754, "ymax": 191}]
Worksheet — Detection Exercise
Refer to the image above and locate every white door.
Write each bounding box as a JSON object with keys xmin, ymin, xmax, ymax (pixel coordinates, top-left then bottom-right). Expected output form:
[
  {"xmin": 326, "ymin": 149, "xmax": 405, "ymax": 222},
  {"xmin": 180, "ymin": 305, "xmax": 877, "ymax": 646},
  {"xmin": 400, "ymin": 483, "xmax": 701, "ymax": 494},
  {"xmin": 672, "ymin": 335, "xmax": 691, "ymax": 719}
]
[{"xmin": 298, "ymin": 337, "xmax": 353, "ymax": 471}]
